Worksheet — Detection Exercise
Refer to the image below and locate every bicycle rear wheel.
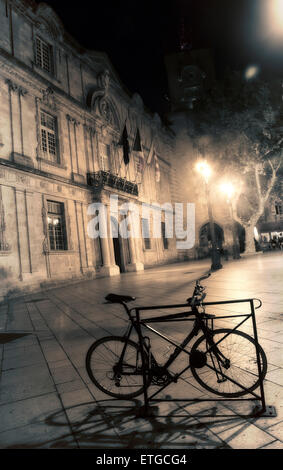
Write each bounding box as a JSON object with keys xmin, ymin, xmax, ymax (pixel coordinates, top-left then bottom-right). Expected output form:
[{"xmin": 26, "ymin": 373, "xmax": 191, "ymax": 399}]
[
  {"xmin": 190, "ymin": 329, "xmax": 267, "ymax": 398},
  {"xmin": 86, "ymin": 336, "xmax": 149, "ymax": 399}
]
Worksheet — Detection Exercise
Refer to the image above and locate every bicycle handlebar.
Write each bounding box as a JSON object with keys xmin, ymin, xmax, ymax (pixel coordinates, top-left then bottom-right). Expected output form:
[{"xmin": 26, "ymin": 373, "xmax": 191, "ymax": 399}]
[{"xmin": 196, "ymin": 273, "xmax": 211, "ymax": 284}]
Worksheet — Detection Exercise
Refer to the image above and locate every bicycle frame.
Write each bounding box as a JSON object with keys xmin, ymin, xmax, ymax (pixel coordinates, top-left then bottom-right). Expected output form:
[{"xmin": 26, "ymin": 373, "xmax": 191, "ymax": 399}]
[
  {"xmin": 86, "ymin": 280, "xmax": 277, "ymax": 420},
  {"xmin": 119, "ymin": 300, "xmax": 228, "ymax": 380},
  {"xmin": 117, "ymin": 272, "xmax": 228, "ymax": 374},
  {"xmin": 112, "ymin": 296, "xmax": 275, "ymax": 419}
]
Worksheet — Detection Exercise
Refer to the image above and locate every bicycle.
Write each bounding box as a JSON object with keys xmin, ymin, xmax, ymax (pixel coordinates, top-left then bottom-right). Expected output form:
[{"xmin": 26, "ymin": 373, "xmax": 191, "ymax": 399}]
[{"xmin": 86, "ymin": 273, "xmax": 267, "ymax": 400}]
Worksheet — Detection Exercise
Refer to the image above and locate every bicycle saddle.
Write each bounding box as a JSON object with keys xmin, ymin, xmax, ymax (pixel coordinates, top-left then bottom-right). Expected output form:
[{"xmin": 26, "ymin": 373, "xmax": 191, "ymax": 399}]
[{"xmin": 105, "ymin": 293, "xmax": 136, "ymax": 303}]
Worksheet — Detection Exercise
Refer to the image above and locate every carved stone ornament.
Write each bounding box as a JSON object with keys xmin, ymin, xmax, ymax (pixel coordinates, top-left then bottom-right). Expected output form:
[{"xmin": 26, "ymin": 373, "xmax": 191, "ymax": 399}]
[
  {"xmin": 42, "ymin": 87, "xmax": 56, "ymax": 110},
  {"xmin": 87, "ymin": 69, "xmax": 117, "ymax": 127},
  {"xmin": 6, "ymin": 79, "xmax": 18, "ymax": 92},
  {"xmin": 66, "ymin": 114, "xmax": 80, "ymax": 126},
  {"xmin": 36, "ymin": 20, "xmax": 58, "ymax": 41},
  {"xmin": 0, "ymin": 186, "xmax": 11, "ymax": 252},
  {"xmin": 181, "ymin": 65, "xmax": 206, "ymax": 86},
  {"xmin": 84, "ymin": 124, "xmax": 95, "ymax": 136},
  {"xmin": 34, "ymin": 3, "xmax": 64, "ymax": 41},
  {"xmin": 97, "ymin": 69, "xmax": 110, "ymax": 93},
  {"xmin": 98, "ymin": 97, "xmax": 114, "ymax": 125},
  {"xmin": 6, "ymin": 79, "xmax": 28, "ymax": 97}
]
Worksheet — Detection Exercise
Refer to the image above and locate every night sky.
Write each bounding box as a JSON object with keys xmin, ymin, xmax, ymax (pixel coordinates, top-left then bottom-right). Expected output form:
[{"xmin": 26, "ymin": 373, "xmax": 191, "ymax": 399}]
[{"xmin": 35, "ymin": 0, "xmax": 283, "ymax": 116}]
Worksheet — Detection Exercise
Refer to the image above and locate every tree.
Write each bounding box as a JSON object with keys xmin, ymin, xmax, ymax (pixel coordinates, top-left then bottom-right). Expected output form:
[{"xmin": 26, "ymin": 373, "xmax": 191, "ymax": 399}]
[{"xmin": 189, "ymin": 71, "xmax": 283, "ymax": 253}]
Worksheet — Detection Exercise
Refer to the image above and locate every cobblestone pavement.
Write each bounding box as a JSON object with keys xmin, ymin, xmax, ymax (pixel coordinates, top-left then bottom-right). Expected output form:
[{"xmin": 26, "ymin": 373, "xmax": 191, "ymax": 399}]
[{"xmin": 0, "ymin": 252, "xmax": 282, "ymax": 449}]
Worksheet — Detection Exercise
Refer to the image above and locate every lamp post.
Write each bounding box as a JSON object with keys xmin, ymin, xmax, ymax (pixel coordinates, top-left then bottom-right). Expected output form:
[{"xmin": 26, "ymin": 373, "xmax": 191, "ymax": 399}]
[
  {"xmin": 196, "ymin": 161, "xmax": 222, "ymax": 271},
  {"xmin": 220, "ymin": 182, "xmax": 241, "ymax": 260}
]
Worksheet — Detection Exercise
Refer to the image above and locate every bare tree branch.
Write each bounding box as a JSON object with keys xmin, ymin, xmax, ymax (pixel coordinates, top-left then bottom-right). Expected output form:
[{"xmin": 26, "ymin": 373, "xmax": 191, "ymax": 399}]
[
  {"xmin": 268, "ymin": 158, "xmax": 275, "ymax": 174},
  {"xmin": 264, "ymin": 163, "xmax": 277, "ymax": 204},
  {"xmin": 254, "ymin": 165, "xmax": 262, "ymax": 201},
  {"xmin": 190, "ymin": 73, "xmax": 282, "ymax": 253}
]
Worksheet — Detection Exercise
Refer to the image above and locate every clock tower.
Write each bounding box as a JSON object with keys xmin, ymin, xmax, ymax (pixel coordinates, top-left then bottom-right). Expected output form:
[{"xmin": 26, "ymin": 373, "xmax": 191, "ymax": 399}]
[
  {"xmin": 164, "ymin": 48, "xmax": 215, "ymax": 111},
  {"xmin": 164, "ymin": 46, "xmax": 216, "ymax": 260}
]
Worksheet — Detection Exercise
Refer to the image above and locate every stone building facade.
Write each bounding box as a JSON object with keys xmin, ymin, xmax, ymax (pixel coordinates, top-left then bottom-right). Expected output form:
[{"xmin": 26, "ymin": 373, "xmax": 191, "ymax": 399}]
[
  {"xmin": 257, "ymin": 191, "xmax": 283, "ymax": 242},
  {"xmin": 0, "ymin": 0, "xmax": 179, "ymax": 300}
]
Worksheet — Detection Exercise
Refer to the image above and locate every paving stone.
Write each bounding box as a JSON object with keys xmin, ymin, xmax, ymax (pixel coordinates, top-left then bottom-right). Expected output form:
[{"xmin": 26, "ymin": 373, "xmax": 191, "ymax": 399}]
[
  {"xmin": 265, "ymin": 349, "xmax": 283, "ymax": 368},
  {"xmin": 0, "ymin": 420, "xmax": 76, "ymax": 449},
  {"xmin": 263, "ymin": 420, "xmax": 283, "ymax": 442},
  {"xmin": 48, "ymin": 359, "xmax": 71, "ymax": 369},
  {"xmin": 256, "ymin": 320, "xmax": 283, "ymax": 333},
  {"xmin": 59, "ymin": 388, "xmax": 95, "ymax": 409},
  {"xmin": 0, "ymin": 253, "xmax": 282, "ymax": 449},
  {"xmin": 260, "ymin": 440, "xmax": 283, "ymax": 449},
  {"xmin": 265, "ymin": 368, "xmax": 283, "ymax": 386},
  {"xmin": 217, "ymin": 421, "xmax": 277, "ymax": 449},
  {"xmin": 0, "ymin": 363, "xmax": 55, "ymax": 405},
  {"xmin": 3, "ymin": 334, "xmax": 38, "ymax": 351},
  {"xmin": 0, "ymin": 392, "xmax": 62, "ymax": 434},
  {"xmin": 40, "ymin": 340, "xmax": 68, "ymax": 362},
  {"xmin": 56, "ymin": 379, "xmax": 86, "ymax": 394},
  {"xmin": 50, "ymin": 365, "xmax": 81, "ymax": 385},
  {"xmin": 2, "ymin": 344, "xmax": 45, "ymax": 370}
]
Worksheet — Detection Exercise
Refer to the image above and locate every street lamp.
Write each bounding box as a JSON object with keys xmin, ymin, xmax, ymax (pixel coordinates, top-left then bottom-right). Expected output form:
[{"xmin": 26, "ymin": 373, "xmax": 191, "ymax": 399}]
[
  {"xmin": 220, "ymin": 182, "xmax": 241, "ymax": 260},
  {"xmin": 269, "ymin": 0, "xmax": 283, "ymax": 34},
  {"xmin": 263, "ymin": 0, "xmax": 283, "ymax": 41},
  {"xmin": 196, "ymin": 160, "xmax": 222, "ymax": 271}
]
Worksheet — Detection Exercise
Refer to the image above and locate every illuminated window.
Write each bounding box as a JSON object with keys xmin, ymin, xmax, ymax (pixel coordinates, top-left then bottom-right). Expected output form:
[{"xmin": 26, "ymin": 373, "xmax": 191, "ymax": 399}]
[
  {"xmin": 40, "ymin": 111, "xmax": 59, "ymax": 163},
  {"xmin": 35, "ymin": 37, "xmax": 53, "ymax": 74},
  {"xmin": 47, "ymin": 201, "xmax": 67, "ymax": 251}
]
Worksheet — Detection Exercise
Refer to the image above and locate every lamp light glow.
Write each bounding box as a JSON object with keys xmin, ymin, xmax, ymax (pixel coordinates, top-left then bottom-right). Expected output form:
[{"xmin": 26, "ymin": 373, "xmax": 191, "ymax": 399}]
[
  {"xmin": 196, "ymin": 160, "xmax": 211, "ymax": 182},
  {"xmin": 220, "ymin": 182, "xmax": 235, "ymax": 201},
  {"xmin": 273, "ymin": 0, "xmax": 283, "ymax": 23},
  {"xmin": 244, "ymin": 65, "xmax": 260, "ymax": 80},
  {"xmin": 268, "ymin": 0, "xmax": 283, "ymax": 36}
]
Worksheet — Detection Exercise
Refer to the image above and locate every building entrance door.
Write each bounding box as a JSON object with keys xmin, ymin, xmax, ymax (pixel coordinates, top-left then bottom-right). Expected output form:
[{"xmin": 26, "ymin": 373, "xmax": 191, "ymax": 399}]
[{"xmin": 111, "ymin": 216, "xmax": 124, "ymax": 272}]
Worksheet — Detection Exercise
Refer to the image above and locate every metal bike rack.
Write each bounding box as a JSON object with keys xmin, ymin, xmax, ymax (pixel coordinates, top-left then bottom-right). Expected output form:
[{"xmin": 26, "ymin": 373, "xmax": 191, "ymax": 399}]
[{"xmin": 134, "ymin": 298, "xmax": 277, "ymax": 419}]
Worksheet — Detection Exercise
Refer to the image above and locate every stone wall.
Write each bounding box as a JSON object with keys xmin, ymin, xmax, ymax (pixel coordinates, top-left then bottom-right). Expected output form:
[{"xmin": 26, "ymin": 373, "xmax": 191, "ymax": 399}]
[{"xmin": 0, "ymin": 0, "xmax": 179, "ymax": 300}]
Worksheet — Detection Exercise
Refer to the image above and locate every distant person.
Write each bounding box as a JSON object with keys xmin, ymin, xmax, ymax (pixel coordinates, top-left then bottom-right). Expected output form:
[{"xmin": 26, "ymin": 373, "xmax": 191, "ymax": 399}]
[{"xmin": 271, "ymin": 236, "xmax": 278, "ymax": 250}]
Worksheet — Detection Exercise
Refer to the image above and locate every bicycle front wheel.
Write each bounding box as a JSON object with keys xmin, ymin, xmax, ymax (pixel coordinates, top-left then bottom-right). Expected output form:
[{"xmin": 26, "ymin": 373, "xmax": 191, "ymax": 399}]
[
  {"xmin": 86, "ymin": 336, "xmax": 149, "ymax": 399},
  {"xmin": 190, "ymin": 329, "xmax": 267, "ymax": 398}
]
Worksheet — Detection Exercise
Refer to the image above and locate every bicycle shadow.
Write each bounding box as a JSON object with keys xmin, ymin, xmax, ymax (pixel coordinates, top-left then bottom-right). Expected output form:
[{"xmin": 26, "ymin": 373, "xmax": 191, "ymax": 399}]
[{"xmin": 3, "ymin": 398, "xmax": 253, "ymax": 449}]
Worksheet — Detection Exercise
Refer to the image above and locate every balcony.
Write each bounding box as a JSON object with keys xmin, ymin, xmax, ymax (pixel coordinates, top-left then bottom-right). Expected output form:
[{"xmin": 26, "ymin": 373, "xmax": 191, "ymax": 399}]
[{"xmin": 87, "ymin": 171, "xmax": 138, "ymax": 196}]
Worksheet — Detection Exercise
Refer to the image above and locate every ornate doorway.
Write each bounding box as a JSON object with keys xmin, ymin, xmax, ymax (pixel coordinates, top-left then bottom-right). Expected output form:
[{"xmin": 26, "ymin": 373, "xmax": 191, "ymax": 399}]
[{"xmin": 111, "ymin": 216, "xmax": 124, "ymax": 272}]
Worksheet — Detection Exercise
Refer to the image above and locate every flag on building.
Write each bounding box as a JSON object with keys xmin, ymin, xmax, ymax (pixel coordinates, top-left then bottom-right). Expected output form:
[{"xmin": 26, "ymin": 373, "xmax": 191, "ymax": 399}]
[
  {"xmin": 147, "ymin": 136, "xmax": 155, "ymax": 164},
  {"xmin": 155, "ymin": 154, "xmax": 160, "ymax": 183},
  {"xmin": 119, "ymin": 124, "xmax": 130, "ymax": 165},
  {"xmin": 132, "ymin": 128, "xmax": 145, "ymax": 177}
]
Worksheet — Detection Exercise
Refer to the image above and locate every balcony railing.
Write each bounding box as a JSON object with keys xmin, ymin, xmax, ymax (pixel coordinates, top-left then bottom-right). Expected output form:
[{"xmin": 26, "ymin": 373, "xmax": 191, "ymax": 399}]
[{"xmin": 87, "ymin": 171, "xmax": 138, "ymax": 196}]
